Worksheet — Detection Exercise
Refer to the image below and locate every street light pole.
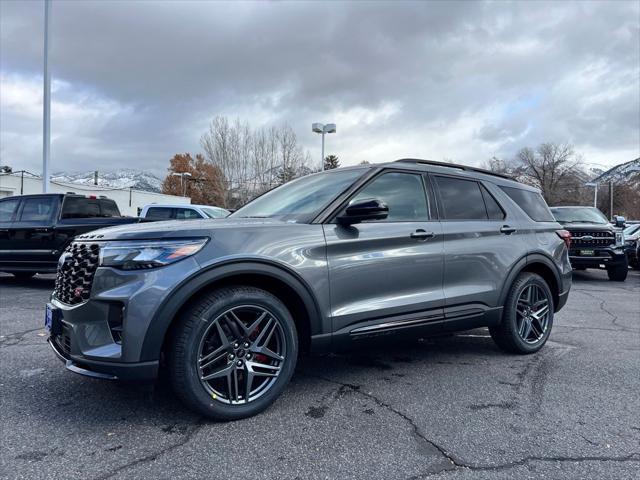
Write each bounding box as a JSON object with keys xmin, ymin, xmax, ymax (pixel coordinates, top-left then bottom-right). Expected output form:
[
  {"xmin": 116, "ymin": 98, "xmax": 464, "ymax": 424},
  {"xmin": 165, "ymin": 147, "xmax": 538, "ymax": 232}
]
[
  {"xmin": 42, "ymin": 0, "xmax": 52, "ymax": 193},
  {"xmin": 312, "ymin": 123, "xmax": 336, "ymax": 171}
]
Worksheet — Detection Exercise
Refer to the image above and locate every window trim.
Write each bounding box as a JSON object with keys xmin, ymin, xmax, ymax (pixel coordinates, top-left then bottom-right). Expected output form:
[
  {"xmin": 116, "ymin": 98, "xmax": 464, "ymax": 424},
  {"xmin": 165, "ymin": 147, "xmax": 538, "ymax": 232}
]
[
  {"xmin": 479, "ymin": 183, "xmax": 506, "ymax": 221},
  {"xmin": 325, "ymin": 168, "xmax": 435, "ymax": 224},
  {"xmin": 432, "ymin": 174, "xmax": 506, "ymax": 222}
]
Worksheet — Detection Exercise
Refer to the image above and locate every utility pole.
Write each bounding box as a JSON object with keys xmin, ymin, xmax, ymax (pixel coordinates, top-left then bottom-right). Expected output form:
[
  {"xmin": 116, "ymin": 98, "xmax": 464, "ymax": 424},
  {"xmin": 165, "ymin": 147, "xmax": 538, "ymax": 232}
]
[
  {"xmin": 42, "ymin": 0, "xmax": 52, "ymax": 193},
  {"xmin": 609, "ymin": 180, "xmax": 614, "ymax": 219}
]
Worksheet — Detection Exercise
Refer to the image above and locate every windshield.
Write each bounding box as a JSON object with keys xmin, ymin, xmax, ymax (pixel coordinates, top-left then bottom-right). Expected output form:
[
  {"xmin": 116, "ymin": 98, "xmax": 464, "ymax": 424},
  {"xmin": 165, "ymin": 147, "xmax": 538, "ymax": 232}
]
[
  {"xmin": 231, "ymin": 168, "xmax": 367, "ymax": 222},
  {"xmin": 202, "ymin": 207, "xmax": 230, "ymax": 218},
  {"xmin": 624, "ymin": 224, "xmax": 640, "ymax": 236},
  {"xmin": 550, "ymin": 207, "xmax": 609, "ymax": 224}
]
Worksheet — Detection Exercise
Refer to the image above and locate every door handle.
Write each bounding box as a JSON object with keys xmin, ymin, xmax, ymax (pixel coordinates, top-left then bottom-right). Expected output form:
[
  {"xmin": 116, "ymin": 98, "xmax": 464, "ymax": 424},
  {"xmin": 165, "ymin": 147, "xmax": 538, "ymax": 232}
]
[
  {"xmin": 500, "ymin": 225, "xmax": 517, "ymax": 235},
  {"xmin": 410, "ymin": 229, "xmax": 435, "ymax": 240}
]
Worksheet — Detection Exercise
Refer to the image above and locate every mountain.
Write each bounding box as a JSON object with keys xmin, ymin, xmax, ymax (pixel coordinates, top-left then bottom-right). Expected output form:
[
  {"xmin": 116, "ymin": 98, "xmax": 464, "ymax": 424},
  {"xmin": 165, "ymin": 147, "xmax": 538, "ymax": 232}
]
[
  {"xmin": 588, "ymin": 158, "xmax": 640, "ymax": 185},
  {"xmin": 51, "ymin": 169, "xmax": 163, "ymax": 193}
]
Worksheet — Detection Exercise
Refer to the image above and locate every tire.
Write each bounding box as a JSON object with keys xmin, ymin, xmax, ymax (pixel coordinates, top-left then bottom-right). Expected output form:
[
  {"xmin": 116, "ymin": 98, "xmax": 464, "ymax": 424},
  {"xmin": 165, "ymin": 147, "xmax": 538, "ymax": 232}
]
[
  {"xmin": 167, "ymin": 286, "xmax": 298, "ymax": 421},
  {"xmin": 490, "ymin": 272, "xmax": 554, "ymax": 354},
  {"xmin": 607, "ymin": 261, "xmax": 628, "ymax": 281},
  {"xmin": 10, "ymin": 272, "xmax": 35, "ymax": 281}
]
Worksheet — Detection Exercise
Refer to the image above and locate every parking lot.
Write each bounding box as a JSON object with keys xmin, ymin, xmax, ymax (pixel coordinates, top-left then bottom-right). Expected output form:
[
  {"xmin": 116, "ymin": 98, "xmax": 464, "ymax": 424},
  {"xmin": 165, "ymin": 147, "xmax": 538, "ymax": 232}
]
[{"xmin": 1, "ymin": 270, "xmax": 638, "ymax": 480}]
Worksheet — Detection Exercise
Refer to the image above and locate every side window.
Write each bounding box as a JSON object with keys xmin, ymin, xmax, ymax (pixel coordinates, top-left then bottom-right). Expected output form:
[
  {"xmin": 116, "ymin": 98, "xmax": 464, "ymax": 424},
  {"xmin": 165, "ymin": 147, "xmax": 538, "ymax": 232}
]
[
  {"xmin": 480, "ymin": 185, "xmax": 505, "ymax": 220},
  {"xmin": 175, "ymin": 208, "xmax": 203, "ymax": 220},
  {"xmin": 500, "ymin": 186, "xmax": 555, "ymax": 222},
  {"xmin": 0, "ymin": 198, "xmax": 19, "ymax": 222},
  {"xmin": 435, "ymin": 176, "xmax": 487, "ymax": 220},
  {"xmin": 145, "ymin": 207, "xmax": 173, "ymax": 220},
  {"xmin": 347, "ymin": 172, "xmax": 429, "ymax": 222},
  {"xmin": 18, "ymin": 197, "xmax": 54, "ymax": 221},
  {"xmin": 99, "ymin": 200, "xmax": 120, "ymax": 217}
]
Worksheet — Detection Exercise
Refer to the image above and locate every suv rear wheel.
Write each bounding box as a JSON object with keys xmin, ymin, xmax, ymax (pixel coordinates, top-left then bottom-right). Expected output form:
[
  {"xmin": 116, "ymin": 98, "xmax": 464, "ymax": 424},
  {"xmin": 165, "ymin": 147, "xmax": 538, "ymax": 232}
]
[
  {"xmin": 490, "ymin": 272, "xmax": 554, "ymax": 354},
  {"xmin": 607, "ymin": 261, "xmax": 628, "ymax": 281},
  {"xmin": 167, "ymin": 286, "xmax": 298, "ymax": 420}
]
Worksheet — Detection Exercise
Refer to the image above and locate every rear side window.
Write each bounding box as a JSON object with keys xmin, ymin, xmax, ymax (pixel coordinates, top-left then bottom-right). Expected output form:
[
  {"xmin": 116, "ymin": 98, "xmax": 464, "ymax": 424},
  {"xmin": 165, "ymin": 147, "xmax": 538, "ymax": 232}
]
[
  {"xmin": 480, "ymin": 185, "xmax": 505, "ymax": 220},
  {"xmin": 19, "ymin": 197, "xmax": 55, "ymax": 221},
  {"xmin": 435, "ymin": 176, "xmax": 487, "ymax": 220},
  {"xmin": 0, "ymin": 198, "xmax": 19, "ymax": 222},
  {"xmin": 61, "ymin": 197, "xmax": 102, "ymax": 219},
  {"xmin": 500, "ymin": 186, "xmax": 555, "ymax": 222},
  {"xmin": 99, "ymin": 199, "xmax": 120, "ymax": 217},
  {"xmin": 145, "ymin": 207, "xmax": 174, "ymax": 220},
  {"xmin": 175, "ymin": 208, "xmax": 203, "ymax": 220}
]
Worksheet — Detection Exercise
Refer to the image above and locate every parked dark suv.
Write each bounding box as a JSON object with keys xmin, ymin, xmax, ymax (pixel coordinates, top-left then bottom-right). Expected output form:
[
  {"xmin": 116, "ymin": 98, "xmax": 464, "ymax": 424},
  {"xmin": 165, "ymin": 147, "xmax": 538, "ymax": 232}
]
[
  {"xmin": 550, "ymin": 206, "xmax": 628, "ymax": 281},
  {"xmin": 46, "ymin": 159, "xmax": 572, "ymax": 420}
]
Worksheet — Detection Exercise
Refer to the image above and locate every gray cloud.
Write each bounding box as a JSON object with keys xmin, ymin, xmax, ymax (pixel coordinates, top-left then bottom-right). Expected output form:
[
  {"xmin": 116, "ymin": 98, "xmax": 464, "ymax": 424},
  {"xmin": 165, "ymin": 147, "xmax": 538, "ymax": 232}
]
[{"xmin": 0, "ymin": 0, "xmax": 638, "ymax": 176}]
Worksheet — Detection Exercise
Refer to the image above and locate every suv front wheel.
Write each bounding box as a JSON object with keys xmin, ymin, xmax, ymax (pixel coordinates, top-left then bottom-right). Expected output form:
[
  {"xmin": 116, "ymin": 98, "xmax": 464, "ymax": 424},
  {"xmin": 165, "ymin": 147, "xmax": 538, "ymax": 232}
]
[
  {"xmin": 490, "ymin": 272, "xmax": 554, "ymax": 354},
  {"xmin": 167, "ymin": 286, "xmax": 298, "ymax": 420}
]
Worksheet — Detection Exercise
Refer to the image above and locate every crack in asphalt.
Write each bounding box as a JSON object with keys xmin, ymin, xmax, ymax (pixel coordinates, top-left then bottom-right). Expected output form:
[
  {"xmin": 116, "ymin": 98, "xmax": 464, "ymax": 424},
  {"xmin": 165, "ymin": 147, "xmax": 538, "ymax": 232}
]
[
  {"xmin": 571, "ymin": 290, "xmax": 638, "ymax": 333},
  {"xmin": 0, "ymin": 327, "xmax": 45, "ymax": 347},
  {"xmin": 408, "ymin": 453, "xmax": 640, "ymax": 478},
  {"xmin": 305, "ymin": 373, "xmax": 640, "ymax": 480},
  {"xmin": 91, "ymin": 419, "xmax": 205, "ymax": 480}
]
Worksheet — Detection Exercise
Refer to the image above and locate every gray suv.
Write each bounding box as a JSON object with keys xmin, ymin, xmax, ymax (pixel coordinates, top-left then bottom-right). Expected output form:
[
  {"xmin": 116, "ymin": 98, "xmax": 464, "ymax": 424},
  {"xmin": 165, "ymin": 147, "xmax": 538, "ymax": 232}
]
[{"xmin": 46, "ymin": 159, "xmax": 572, "ymax": 420}]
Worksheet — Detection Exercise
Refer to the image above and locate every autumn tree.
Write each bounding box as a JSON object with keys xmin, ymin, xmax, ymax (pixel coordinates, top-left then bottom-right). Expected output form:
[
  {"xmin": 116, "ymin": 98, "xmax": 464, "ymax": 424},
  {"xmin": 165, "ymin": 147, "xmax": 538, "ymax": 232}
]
[
  {"xmin": 161, "ymin": 153, "xmax": 225, "ymax": 206},
  {"xmin": 324, "ymin": 155, "xmax": 340, "ymax": 170}
]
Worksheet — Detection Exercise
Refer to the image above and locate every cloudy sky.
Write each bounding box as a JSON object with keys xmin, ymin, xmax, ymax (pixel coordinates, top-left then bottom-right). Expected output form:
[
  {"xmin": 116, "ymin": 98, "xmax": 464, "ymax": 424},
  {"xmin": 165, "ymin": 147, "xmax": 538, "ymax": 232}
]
[{"xmin": 1, "ymin": 0, "xmax": 638, "ymax": 177}]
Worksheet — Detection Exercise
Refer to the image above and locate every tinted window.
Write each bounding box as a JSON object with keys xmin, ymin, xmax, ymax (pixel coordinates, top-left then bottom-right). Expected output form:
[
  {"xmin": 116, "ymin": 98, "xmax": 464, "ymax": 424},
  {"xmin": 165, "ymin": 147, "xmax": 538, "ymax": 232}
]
[
  {"xmin": 502, "ymin": 187, "xmax": 555, "ymax": 222},
  {"xmin": 175, "ymin": 208, "xmax": 203, "ymax": 220},
  {"xmin": 145, "ymin": 207, "xmax": 173, "ymax": 220},
  {"xmin": 61, "ymin": 197, "xmax": 102, "ymax": 219},
  {"xmin": 99, "ymin": 199, "xmax": 120, "ymax": 217},
  {"xmin": 232, "ymin": 168, "xmax": 366, "ymax": 223},
  {"xmin": 481, "ymin": 185, "xmax": 505, "ymax": 220},
  {"xmin": 19, "ymin": 197, "xmax": 54, "ymax": 221},
  {"xmin": 0, "ymin": 198, "xmax": 19, "ymax": 222},
  {"xmin": 435, "ymin": 176, "xmax": 487, "ymax": 220},
  {"xmin": 349, "ymin": 172, "xmax": 429, "ymax": 222}
]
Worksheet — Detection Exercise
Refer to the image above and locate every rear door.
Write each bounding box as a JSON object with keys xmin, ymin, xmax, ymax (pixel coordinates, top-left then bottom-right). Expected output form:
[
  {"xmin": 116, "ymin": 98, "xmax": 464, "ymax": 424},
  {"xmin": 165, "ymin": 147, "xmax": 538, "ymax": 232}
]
[
  {"xmin": 10, "ymin": 195, "xmax": 60, "ymax": 268},
  {"xmin": 0, "ymin": 197, "xmax": 21, "ymax": 261},
  {"xmin": 323, "ymin": 170, "xmax": 445, "ymax": 338},
  {"xmin": 433, "ymin": 175, "xmax": 523, "ymax": 322}
]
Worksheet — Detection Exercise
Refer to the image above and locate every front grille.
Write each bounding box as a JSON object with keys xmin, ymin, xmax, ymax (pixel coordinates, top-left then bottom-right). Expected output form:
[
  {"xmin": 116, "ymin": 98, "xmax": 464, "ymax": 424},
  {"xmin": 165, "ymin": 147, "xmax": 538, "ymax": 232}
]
[
  {"xmin": 569, "ymin": 230, "xmax": 615, "ymax": 248},
  {"xmin": 53, "ymin": 242, "xmax": 100, "ymax": 306}
]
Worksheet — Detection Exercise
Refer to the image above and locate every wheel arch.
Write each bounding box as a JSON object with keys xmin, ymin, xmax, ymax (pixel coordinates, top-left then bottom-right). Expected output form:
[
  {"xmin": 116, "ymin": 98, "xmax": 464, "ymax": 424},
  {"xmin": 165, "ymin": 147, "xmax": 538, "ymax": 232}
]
[
  {"xmin": 140, "ymin": 260, "xmax": 323, "ymax": 362},
  {"xmin": 498, "ymin": 253, "xmax": 561, "ymax": 313}
]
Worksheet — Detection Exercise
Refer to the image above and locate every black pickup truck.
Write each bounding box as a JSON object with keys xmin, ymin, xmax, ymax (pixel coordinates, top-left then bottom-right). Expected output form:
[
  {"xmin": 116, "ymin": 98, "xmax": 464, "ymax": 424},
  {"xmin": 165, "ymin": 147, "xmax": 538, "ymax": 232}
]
[
  {"xmin": 0, "ymin": 193, "xmax": 139, "ymax": 278},
  {"xmin": 550, "ymin": 206, "xmax": 628, "ymax": 282}
]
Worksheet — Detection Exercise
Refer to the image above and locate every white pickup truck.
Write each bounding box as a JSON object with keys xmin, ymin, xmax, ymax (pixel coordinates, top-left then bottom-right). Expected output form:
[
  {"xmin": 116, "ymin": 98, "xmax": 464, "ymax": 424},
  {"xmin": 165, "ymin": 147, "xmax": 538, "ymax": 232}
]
[{"xmin": 139, "ymin": 204, "xmax": 230, "ymax": 220}]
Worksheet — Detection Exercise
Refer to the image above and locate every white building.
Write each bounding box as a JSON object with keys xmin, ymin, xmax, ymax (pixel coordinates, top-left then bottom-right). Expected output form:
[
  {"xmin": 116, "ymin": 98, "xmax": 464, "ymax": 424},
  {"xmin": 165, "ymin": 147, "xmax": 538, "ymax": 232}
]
[{"xmin": 0, "ymin": 173, "xmax": 190, "ymax": 216}]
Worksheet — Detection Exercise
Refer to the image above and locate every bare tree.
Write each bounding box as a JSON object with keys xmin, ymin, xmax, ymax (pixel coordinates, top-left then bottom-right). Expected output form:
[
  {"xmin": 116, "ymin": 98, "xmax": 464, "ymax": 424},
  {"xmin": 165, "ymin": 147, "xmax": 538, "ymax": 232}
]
[{"xmin": 200, "ymin": 116, "xmax": 312, "ymax": 207}]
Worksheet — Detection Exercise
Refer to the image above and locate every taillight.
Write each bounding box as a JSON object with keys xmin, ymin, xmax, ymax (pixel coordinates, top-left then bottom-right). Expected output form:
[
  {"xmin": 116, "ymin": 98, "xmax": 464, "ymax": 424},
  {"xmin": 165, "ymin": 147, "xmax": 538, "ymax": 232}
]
[{"xmin": 556, "ymin": 230, "xmax": 571, "ymax": 249}]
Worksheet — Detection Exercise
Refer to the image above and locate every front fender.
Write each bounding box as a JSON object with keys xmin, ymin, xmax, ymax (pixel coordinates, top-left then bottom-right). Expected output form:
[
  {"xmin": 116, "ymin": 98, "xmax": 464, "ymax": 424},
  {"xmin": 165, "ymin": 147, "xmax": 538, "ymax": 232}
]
[{"xmin": 139, "ymin": 259, "xmax": 323, "ymax": 362}]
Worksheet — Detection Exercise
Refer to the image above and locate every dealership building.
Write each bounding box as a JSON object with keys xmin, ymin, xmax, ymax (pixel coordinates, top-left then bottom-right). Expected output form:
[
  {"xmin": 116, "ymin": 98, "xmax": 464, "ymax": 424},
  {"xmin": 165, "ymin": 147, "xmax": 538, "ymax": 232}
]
[{"xmin": 0, "ymin": 172, "xmax": 190, "ymax": 216}]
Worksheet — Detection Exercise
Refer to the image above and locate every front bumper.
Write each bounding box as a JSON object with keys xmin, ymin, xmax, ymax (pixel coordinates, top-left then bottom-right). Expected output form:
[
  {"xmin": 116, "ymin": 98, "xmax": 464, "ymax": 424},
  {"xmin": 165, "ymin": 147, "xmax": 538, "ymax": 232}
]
[
  {"xmin": 48, "ymin": 336, "xmax": 158, "ymax": 381},
  {"xmin": 568, "ymin": 247, "xmax": 627, "ymax": 269},
  {"xmin": 47, "ymin": 256, "xmax": 201, "ymax": 381}
]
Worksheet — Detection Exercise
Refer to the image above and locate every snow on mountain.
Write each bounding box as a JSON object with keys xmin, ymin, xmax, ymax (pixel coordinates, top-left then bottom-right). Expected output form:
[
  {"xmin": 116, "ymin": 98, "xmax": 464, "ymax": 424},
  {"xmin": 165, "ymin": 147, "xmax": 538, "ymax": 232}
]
[
  {"xmin": 51, "ymin": 169, "xmax": 163, "ymax": 192},
  {"xmin": 589, "ymin": 158, "xmax": 640, "ymax": 185}
]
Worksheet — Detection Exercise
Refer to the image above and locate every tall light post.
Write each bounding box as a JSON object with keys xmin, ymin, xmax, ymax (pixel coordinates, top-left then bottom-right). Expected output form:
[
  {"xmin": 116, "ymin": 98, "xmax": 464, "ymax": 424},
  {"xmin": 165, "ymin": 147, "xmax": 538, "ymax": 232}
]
[
  {"xmin": 312, "ymin": 123, "xmax": 336, "ymax": 170},
  {"xmin": 171, "ymin": 172, "xmax": 192, "ymax": 197},
  {"xmin": 42, "ymin": 0, "xmax": 52, "ymax": 193}
]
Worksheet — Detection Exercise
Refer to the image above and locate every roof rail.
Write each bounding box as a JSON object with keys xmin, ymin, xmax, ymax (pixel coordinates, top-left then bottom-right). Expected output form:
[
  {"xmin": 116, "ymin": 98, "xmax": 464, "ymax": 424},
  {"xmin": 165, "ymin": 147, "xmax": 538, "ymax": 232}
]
[{"xmin": 394, "ymin": 158, "xmax": 513, "ymax": 180}]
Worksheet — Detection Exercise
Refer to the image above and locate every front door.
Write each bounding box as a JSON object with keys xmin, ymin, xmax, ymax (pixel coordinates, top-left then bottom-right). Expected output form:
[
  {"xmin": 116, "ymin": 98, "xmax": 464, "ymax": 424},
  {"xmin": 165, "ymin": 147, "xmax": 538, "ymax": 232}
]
[{"xmin": 323, "ymin": 170, "xmax": 444, "ymax": 339}]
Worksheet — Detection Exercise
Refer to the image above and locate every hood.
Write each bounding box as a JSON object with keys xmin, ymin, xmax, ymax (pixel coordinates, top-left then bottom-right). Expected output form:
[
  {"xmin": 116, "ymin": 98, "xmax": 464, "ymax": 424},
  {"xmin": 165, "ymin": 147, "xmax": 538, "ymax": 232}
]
[
  {"xmin": 557, "ymin": 221, "xmax": 615, "ymax": 232},
  {"xmin": 74, "ymin": 217, "xmax": 296, "ymax": 241}
]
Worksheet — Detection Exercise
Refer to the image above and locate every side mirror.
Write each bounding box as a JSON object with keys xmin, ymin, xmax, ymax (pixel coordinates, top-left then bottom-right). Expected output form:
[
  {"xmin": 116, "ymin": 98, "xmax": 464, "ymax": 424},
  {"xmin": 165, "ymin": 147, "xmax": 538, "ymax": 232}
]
[
  {"xmin": 614, "ymin": 215, "xmax": 626, "ymax": 228},
  {"xmin": 337, "ymin": 198, "xmax": 388, "ymax": 225}
]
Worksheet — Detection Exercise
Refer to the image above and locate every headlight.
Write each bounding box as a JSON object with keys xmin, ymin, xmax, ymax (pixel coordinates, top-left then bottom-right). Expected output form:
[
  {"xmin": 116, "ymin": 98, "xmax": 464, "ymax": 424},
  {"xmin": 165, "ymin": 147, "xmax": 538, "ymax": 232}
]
[
  {"xmin": 615, "ymin": 232, "xmax": 624, "ymax": 247},
  {"xmin": 99, "ymin": 238, "xmax": 207, "ymax": 270}
]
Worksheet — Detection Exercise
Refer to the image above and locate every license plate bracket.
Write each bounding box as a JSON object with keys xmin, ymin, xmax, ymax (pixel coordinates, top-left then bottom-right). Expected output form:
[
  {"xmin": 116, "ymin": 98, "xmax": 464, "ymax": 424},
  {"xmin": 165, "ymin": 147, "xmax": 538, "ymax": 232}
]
[{"xmin": 45, "ymin": 303, "xmax": 63, "ymax": 336}]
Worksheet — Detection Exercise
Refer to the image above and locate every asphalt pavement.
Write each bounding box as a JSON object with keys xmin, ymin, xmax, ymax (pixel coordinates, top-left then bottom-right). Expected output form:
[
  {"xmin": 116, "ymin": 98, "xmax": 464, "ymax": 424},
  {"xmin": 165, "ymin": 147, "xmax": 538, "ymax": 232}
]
[{"xmin": 1, "ymin": 269, "xmax": 639, "ymax": 479}]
